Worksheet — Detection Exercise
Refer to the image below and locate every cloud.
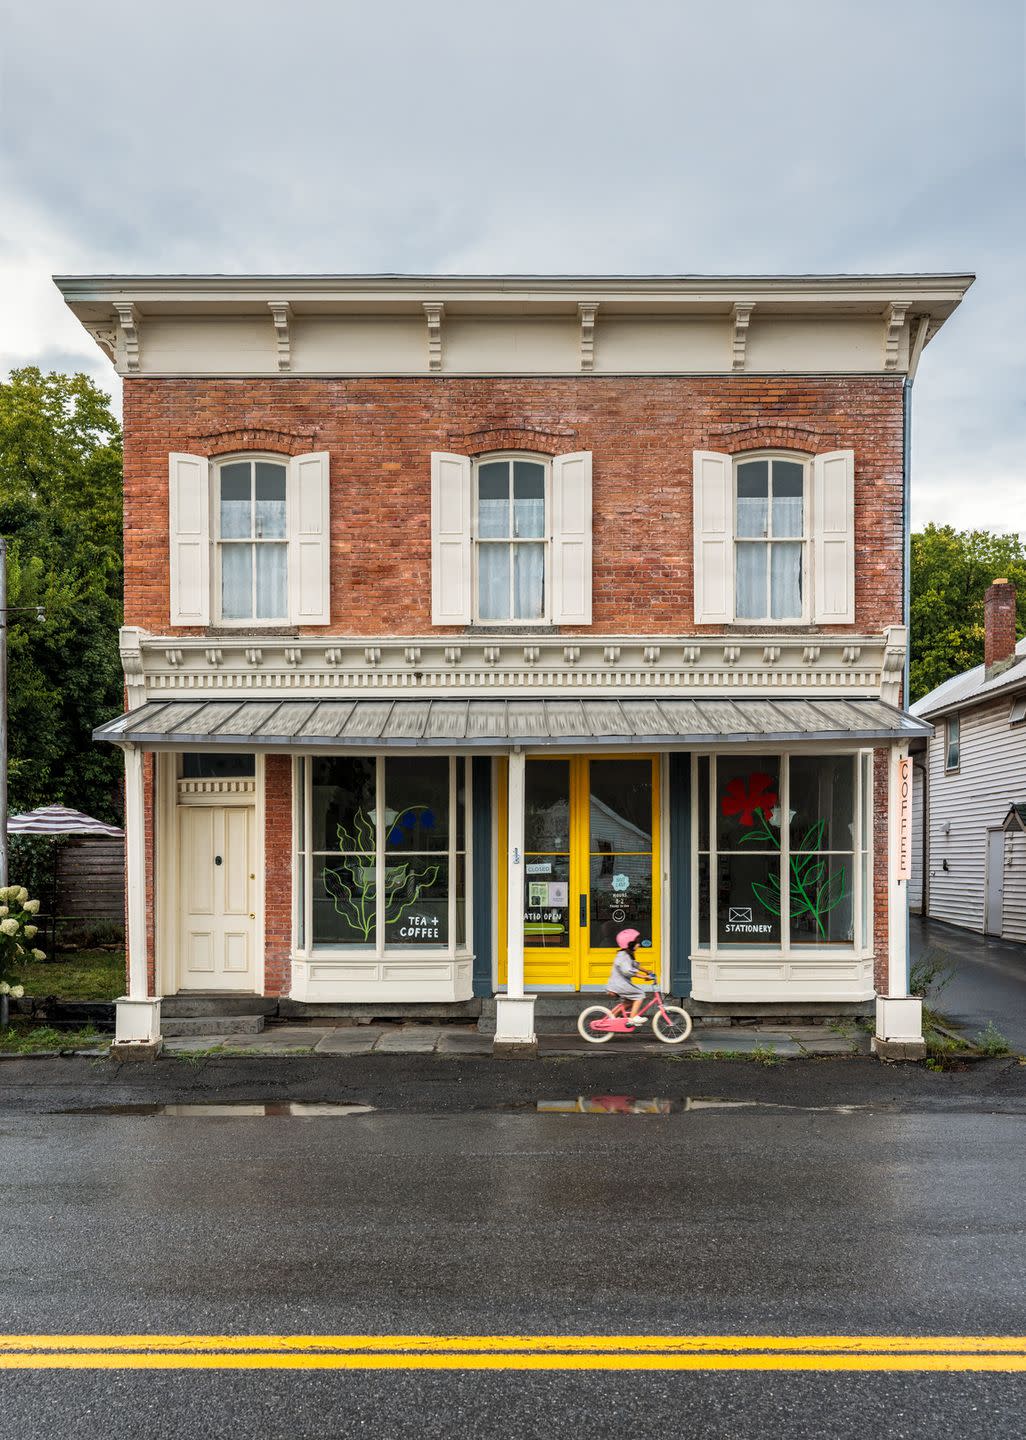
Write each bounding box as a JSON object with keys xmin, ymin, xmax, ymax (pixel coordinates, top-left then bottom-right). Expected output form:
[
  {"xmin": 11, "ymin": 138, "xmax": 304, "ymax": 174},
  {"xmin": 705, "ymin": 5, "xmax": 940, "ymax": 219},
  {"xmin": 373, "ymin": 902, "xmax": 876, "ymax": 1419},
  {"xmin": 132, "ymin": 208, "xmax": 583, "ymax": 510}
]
[{"xmin": 1, "ymin": 0, "xmax": 1023, "ymax": 529}]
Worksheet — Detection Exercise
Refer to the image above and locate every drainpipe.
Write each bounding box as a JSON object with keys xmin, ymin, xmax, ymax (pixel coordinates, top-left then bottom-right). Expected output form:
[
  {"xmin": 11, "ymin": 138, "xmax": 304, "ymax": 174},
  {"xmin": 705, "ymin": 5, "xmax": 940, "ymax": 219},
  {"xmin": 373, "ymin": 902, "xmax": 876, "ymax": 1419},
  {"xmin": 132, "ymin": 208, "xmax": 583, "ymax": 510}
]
[{"xmin": 903, "ymin": 377, "xmax": 912, "ymax": 989}]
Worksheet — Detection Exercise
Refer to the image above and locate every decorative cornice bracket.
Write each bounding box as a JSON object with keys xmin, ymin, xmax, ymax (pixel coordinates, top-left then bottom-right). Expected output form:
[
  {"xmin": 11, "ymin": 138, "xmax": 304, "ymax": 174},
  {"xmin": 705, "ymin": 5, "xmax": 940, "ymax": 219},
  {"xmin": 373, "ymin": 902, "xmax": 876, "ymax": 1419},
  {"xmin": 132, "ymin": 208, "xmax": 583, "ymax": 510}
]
[
  {"xmin": 268, "ymin": 301, "xmax": 293, "ymax": 372},
  {"xmin": 578, "ymin": 303, "xmax": 598, "ymax": 372},
  {"xmin": 731, "ymin": 303, "xmax": 754, "ymax": 372},
  {"xmin": 113, "ymin": 303, "xmax": 140, "ymax": 371},
  {"xmin": 884, "ymin": 302, "xmax": 910, "ymax": 371},
  {"xmin": 423, "ymin": 303, "xmax": 444, "ymax": 371}
]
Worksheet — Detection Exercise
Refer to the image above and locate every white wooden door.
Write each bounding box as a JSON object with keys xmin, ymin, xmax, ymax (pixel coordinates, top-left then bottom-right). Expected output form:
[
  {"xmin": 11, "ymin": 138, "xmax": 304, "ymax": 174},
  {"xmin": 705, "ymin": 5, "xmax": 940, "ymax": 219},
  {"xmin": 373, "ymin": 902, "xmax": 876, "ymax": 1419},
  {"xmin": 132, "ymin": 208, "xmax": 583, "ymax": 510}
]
[
  {"xmin": 178, "ymin": 805, "xmax": 257, "ymax": 991},
  {"xmin": 984, "ymin": 829, "xmax": 1005, "ymax": 936}
]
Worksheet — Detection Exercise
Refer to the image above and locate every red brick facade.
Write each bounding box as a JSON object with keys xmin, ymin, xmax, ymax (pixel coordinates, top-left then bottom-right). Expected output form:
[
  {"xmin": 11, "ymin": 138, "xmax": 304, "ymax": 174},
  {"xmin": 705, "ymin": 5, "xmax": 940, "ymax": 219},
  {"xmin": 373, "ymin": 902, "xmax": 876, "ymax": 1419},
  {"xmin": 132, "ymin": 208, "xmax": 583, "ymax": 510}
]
[
  {"xmin": 123, "ymin": 375, "xmax": 904, "ymax": 638},
  {"xmin": 263, "ymin": 756, "xmax": 293, "ymax": 996},
  {"xmin": 123, "ymin": 374, "xmax": 902, "ymax": 1002}
]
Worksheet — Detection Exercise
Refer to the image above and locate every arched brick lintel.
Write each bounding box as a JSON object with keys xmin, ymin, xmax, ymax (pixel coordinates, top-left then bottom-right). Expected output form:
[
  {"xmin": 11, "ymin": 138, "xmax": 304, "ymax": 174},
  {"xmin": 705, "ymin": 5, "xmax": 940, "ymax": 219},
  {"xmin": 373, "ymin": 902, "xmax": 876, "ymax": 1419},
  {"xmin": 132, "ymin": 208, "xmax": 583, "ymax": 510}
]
[
  {"xmin": 446, "ymin": 425, "xmax": 577, "ymax": 457},
  {"xmin": 703, "ymin": 422, "xmax": 841, "ymax": 456},
  {"xmin": 189, "ymin": 428, "xmax": 320, "ymax": 458}
]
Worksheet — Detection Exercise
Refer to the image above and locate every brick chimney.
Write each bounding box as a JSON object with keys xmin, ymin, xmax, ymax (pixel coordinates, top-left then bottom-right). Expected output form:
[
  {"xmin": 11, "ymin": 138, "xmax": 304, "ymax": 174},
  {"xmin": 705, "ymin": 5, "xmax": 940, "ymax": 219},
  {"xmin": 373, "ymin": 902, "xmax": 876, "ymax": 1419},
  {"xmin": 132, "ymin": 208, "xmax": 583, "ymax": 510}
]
[{"xmin": 984, "ymin": 578, "xmax": 1017, "ymax": 675}]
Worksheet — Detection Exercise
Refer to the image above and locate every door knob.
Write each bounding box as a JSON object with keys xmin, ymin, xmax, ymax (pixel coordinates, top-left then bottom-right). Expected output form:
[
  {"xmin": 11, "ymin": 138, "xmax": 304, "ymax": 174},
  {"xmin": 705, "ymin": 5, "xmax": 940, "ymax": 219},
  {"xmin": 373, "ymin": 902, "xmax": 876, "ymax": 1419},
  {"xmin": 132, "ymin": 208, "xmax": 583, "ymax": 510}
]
[{"xmin": 214, "ymin": 855, "xmax": 223, "ymax": 866}]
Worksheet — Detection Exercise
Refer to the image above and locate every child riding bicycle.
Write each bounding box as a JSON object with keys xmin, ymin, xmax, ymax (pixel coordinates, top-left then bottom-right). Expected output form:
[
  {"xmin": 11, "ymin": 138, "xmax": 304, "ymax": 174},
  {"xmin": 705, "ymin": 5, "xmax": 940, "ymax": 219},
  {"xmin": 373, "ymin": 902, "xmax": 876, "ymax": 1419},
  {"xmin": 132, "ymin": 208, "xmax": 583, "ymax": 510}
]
[{"xmin": 607, "ymin": 927, "xmax": 653, "ymax": 1026}]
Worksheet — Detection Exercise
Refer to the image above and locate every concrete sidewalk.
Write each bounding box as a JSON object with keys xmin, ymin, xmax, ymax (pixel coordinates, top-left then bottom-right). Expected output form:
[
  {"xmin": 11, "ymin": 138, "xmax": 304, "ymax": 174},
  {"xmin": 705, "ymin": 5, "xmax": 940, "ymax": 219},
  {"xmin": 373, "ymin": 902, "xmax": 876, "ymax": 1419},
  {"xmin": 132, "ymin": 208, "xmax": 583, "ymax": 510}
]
[{"xmin": 164, "ymin": 1022, "xmax": 869, "ymax": 1059}]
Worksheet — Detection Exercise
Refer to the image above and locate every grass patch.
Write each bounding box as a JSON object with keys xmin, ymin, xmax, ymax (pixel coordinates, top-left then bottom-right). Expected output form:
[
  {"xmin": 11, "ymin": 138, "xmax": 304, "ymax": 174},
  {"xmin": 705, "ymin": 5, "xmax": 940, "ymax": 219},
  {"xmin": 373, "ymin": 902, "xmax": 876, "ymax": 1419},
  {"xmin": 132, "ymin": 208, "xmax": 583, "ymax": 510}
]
[
  {"xmin": 16, "ymin": 949, "xmax": 124, "ymax": 1002},
  {"xmin": 0, "ymin": 1023, "xmax": 109, "ymax": 1054}
]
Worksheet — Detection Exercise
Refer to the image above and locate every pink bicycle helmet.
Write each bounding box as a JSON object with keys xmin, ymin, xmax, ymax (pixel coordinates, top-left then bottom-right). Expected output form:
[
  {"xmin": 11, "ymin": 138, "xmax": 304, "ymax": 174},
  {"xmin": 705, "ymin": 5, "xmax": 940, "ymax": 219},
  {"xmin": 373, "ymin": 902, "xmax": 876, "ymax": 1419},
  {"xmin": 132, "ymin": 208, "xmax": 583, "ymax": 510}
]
[{"xmin": 616, "ymin": 927, "xmax": 641, "ymax": 949}]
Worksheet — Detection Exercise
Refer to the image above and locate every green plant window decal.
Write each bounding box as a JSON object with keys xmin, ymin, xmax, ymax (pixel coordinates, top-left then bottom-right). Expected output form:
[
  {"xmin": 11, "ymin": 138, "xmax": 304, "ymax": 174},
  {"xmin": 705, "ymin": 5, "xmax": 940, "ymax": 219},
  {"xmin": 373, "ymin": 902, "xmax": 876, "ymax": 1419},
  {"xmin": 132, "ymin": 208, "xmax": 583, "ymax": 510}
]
[
  {"xmin": 321, "ymin": 805, "xmax": 445, "ymax": 943},
  {"xmin": 722, "ymin": 772, "xmax": 849, "ymax": 940}
]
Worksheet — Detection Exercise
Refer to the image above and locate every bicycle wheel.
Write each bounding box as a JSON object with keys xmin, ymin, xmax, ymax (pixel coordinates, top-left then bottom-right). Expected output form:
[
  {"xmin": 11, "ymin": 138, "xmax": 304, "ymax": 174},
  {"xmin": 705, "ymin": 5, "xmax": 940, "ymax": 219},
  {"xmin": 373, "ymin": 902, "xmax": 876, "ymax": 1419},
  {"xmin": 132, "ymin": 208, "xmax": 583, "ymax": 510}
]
[
  {"xmin": 577, "ymin": 1005, "xmax": 616, "ymax": 1044},
  {"xmin": 652, "ymin": 1005, "xmax": 693, "ymax": 1044}
]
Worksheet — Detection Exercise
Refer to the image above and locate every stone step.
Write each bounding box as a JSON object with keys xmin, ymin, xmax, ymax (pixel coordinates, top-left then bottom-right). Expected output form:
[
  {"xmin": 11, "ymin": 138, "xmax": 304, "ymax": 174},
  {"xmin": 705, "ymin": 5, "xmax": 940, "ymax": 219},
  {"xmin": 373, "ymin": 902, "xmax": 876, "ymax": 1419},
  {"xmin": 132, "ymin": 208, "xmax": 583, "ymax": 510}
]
[
  {"xmin": 162, "ymin": 1015, "xmax": 266, "ymax": 1037},
  {"xmin": 278, "ymin": 998, "xmax": 481, "ymax": 1022},
  {"xmin": 161, "ymin": 996, "xmax": 278, "ymax": 1019}
]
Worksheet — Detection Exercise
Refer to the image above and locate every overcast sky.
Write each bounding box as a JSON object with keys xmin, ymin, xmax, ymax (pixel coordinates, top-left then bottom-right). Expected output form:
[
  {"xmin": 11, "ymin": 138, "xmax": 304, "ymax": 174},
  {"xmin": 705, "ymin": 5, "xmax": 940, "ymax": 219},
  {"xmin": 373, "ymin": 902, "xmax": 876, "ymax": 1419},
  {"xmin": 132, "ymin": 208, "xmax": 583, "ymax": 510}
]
[{"xmin": 1, "ymin": 0, "xmax": 1023, "ymax": 533}]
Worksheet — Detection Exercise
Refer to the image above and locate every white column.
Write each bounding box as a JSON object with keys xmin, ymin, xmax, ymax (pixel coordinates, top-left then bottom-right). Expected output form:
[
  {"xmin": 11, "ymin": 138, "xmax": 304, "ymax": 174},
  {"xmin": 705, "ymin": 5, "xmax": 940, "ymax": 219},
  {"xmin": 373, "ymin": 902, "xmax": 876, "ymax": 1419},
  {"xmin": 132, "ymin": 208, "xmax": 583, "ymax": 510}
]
[
  {"xmin": 494, "ymin": 748, "xmax": 536, "ymax": 1050},
  {"xmin": 114, "ymin": 744, "xmax": 161, "ymax": 1048},
  {"xmin": 506, "ymin": 748, "xmax": 526, "ymax": 999},
  {"xmin": 875, "ymin": 743, "xmax": 923, "ymax": 1053}
]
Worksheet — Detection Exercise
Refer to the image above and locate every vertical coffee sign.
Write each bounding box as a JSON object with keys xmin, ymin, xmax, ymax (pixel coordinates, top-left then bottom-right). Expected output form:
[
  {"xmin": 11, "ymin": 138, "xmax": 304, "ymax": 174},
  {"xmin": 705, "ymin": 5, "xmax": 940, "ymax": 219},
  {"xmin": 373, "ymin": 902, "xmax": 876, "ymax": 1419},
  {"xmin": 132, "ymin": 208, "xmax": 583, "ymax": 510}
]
[{"xmin": 896, "ymin": 755, "xmax": 912, "ymax": 882}]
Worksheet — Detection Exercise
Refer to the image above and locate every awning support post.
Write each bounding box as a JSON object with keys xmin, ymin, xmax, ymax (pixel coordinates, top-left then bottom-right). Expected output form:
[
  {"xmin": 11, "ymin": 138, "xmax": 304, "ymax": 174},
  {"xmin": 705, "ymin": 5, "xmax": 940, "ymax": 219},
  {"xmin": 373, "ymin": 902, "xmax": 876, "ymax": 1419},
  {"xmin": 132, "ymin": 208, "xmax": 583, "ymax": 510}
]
[
  {"xmin": 874, "ymin": 743, "xmax": 924, "ymax": 1059},
  {"xmin": 494, "ymin": 748, "xmax": 537, "ymax": 1055},
  {"xmin": 113, "ymin": 745, "xmax": 162, "ymax": 1057}
]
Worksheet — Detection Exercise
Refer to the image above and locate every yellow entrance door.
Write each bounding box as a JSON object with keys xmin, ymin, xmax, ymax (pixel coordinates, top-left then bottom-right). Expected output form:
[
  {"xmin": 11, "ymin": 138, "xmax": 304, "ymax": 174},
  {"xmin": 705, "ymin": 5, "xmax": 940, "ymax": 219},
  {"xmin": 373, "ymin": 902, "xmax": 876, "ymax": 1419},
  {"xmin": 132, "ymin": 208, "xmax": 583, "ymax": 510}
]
[{"xmin": 499, "ymin": 756, "xmax": 660, "ymax": 990}]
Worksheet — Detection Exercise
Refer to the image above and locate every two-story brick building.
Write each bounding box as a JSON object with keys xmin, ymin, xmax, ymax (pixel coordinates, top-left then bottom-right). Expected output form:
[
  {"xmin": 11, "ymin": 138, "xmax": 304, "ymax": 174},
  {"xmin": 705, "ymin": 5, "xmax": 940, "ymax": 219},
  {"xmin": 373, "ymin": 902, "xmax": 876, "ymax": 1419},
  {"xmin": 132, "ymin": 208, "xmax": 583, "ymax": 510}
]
[{"xmin": 56, "ymin": 273, "xmax": 972, "ymax": 1056}]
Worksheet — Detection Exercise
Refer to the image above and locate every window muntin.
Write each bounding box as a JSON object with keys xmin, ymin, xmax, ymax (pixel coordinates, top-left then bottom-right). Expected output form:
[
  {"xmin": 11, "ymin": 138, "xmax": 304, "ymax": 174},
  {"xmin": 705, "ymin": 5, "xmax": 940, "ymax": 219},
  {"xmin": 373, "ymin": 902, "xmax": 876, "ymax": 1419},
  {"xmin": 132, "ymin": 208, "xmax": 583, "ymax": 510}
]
[
  {"xmin": 475, "ymin": 456, "xmax": 548, "ymax": 622},
  {"xmin": 299, "ymin": 756, "xmax": 468, "ymax": 951},
  {"xmin": 735, "ymin": 456, "xmax": 806, "ymax": 621},
  {"xmin": 695, "ymin": 752, "xmax": 869, "ymax": 953},
  {"xmin": 216, "ymin": 457, "xmax": 288, "ymax": 621},
  {"xmin": 945, "ymin": 716, "xmax": 960, "ymax": 771}
]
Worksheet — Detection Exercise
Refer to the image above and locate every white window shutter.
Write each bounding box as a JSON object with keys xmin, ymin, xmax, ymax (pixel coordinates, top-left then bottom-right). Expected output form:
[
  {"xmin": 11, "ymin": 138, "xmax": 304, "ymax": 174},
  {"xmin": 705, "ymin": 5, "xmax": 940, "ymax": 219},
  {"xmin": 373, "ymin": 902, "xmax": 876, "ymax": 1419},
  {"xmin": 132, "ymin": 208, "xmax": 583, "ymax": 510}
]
[
  {"xmin": 812, "ymin": 449, "xmax": 855, "ymax": 624},
  {"xmin": 431, "ymin": 452, "xmax": 473, "ymax": 625},
  {"xmin": 551, "ymin": 451, "xmax": 593, "ymax": 625},
  {"xmin": 168, "ymin": 453, "xmax": 210, "ymax": 626},
  {"xmin": 288, "ymin": 451, "xmax": 331, "ymax": 625},
  {"xmin": 692, "ymin": 450, "xmax": 733, "ymax": 625}
]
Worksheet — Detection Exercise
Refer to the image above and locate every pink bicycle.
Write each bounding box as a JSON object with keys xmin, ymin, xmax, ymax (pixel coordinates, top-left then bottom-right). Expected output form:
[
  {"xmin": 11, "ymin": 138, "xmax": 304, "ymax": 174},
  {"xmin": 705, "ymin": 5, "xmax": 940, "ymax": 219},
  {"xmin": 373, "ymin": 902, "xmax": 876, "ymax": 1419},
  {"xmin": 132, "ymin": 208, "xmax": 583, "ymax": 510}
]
[{"xmin": 577, "ymin": 973, "xmax": 693, "ymax": 1045}]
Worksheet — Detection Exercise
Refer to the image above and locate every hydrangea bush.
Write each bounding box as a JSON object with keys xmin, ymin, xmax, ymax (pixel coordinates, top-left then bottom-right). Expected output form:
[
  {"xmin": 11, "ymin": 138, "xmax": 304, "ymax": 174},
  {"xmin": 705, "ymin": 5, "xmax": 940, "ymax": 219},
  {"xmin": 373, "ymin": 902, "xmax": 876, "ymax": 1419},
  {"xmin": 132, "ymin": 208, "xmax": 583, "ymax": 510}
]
[{"xmin": 0, "ymin": 884, "xmax": 44, "ymax": 998}]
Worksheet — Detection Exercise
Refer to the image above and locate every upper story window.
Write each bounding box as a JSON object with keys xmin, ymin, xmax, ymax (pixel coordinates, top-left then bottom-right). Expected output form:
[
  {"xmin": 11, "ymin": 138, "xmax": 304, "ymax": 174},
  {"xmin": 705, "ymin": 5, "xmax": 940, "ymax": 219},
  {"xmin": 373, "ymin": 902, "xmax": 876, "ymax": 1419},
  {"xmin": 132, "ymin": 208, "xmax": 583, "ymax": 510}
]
[
  {"xmin": 476, "ymin": 455, "xmax": 548, "ymax": 622},
  {"xmin": 168, "ymin": 449, "xmax": 330, "ymax": 628},
  {"xmin": 217, "ymin": 457, "xmax": 288, "ymax": 621},
  {"xmin": 430, "ymin": 449, "xmax": 592, "ymax": 627},
  {"xmin": 735, "ymin": 456, "xmax": 806, "ymax": 621},
  {"xmin": 945, "ymin": 715, "xmax": 960, "ymax": 772},
  {"xmin": 693, "ymin": 447, "xmax": 855, "ymax": 627}
]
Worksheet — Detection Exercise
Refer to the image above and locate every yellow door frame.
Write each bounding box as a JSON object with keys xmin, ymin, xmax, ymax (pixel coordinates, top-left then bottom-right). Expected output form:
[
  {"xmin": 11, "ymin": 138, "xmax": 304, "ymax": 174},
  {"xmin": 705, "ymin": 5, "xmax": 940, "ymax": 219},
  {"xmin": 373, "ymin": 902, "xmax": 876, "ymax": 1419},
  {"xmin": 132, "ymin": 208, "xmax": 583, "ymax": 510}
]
[{"xmin": 497, "ymin": 754, "xmax": 661, "ymax": 991}]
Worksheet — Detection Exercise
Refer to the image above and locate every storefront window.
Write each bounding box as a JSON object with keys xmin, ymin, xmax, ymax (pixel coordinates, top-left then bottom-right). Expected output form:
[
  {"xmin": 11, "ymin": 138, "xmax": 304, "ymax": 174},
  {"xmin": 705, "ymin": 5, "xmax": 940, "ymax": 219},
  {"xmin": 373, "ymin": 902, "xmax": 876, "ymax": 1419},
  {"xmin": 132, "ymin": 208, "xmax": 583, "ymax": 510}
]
[
  {"xmin": 695, "ymin": 753, "xmax": 867, "ymax": 953},
  {"xmin": 299, "ymin": 757, "xmax": 468, "ymax": 951}
]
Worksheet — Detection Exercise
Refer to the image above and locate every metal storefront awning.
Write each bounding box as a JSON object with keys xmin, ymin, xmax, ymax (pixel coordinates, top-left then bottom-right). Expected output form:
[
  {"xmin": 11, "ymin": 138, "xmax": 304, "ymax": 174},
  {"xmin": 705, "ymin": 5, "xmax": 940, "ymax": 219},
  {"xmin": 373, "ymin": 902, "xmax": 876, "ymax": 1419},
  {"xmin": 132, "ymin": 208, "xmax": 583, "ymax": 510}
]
[{"xmin": 93, "ymin": 697, "xmax": 931, "ymax": 750}]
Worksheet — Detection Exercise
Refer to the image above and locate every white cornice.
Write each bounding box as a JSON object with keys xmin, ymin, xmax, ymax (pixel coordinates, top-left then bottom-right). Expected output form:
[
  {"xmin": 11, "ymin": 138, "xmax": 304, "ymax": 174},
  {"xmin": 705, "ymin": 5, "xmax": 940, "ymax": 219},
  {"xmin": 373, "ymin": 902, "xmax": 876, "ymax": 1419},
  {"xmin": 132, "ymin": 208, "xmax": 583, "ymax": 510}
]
[
  {"xmin": 54, "ymin": 272, "xmax": 976, "ymax": 305},
  {"xmin": 119, "ymin": 626, "xmax": 906, "ymax": 705}
]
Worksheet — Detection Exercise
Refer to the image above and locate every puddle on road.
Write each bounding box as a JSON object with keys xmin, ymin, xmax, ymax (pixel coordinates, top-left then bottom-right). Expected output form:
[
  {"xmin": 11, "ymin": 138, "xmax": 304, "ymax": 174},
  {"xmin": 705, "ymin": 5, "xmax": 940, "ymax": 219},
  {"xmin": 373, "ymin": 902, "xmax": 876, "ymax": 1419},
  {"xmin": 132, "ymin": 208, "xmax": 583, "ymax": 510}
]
[
  {"xmin": 535, "ymin": 1095, "xmax": 873, "ymax": 1115},
  {"xmin": 58, "ymin": 1102, "xmax": 376, "ymax": 1118}
]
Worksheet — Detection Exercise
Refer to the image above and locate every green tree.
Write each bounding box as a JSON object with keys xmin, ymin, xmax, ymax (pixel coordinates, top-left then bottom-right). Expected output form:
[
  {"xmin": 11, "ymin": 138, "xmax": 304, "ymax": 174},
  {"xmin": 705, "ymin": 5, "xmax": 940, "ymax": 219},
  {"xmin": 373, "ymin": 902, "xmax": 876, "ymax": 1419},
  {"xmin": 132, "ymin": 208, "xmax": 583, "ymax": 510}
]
[
  {"xmin": 0, "ymin": 368, "xmax": 124, "ymax": 823},
  {"xmin": 910, "ymin": 524, "xmax": 1026, "ymax": 702}
]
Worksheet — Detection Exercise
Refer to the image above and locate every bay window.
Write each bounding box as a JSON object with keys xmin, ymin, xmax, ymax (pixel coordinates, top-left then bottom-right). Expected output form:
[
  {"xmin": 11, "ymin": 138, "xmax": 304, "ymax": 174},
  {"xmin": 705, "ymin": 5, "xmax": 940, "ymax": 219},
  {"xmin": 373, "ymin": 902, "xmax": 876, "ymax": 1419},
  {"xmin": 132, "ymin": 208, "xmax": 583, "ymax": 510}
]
[
  {"xmin": 296, "ymin": 756, "xmax": 468, "ymax": 952},
  {"xmin": 694, "ymin": 752, "xmax": 871, "ymax": 954}
]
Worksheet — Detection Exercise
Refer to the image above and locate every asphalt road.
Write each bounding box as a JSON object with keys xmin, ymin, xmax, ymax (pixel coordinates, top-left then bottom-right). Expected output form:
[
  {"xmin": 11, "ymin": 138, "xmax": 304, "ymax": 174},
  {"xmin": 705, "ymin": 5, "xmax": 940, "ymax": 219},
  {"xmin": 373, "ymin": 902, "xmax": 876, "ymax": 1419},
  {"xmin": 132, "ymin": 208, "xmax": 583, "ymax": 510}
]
[{"xmin": 1, "ymin": 1056, "xmax": 1025, "ymax": 1438}]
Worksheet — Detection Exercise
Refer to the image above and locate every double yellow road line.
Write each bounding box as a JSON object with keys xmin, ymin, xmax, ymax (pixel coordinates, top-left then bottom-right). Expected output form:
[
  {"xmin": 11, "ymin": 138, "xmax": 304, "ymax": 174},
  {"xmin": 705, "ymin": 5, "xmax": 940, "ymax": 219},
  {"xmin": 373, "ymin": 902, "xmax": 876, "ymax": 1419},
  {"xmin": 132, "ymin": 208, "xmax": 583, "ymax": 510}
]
[{"xmin": 1, "ymin": 1334, "xmax": 1025, "ymax": 1371}]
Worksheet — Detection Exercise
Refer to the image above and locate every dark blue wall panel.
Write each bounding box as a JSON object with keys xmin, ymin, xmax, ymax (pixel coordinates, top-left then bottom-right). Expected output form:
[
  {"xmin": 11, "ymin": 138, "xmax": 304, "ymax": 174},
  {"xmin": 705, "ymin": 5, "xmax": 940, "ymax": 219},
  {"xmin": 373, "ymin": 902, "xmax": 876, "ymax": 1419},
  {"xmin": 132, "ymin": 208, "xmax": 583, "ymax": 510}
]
[
  {"xmin": 471, "ymin": 756, "xmax": 493, "ymax": 997},
  {"xmin": 668, "ymin": 753, "xmax": 692, "ymax": 996}
]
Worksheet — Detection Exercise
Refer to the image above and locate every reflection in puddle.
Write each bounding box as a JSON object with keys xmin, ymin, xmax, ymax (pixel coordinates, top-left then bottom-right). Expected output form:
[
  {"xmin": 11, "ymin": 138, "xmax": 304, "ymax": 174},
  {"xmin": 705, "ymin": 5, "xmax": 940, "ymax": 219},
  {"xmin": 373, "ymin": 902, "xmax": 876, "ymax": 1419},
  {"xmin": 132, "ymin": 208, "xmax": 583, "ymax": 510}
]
[
  {"xmin": 536, "ymin": 1096, "xmax": 871, "ymax": 1115},
  {"xmin": 538, "ymin": 1097, "xmax": 674, "ymax": 1114},
  {"xmin": 59, "ymin": 1102, "xmax": 376, "ymax": 1117}
]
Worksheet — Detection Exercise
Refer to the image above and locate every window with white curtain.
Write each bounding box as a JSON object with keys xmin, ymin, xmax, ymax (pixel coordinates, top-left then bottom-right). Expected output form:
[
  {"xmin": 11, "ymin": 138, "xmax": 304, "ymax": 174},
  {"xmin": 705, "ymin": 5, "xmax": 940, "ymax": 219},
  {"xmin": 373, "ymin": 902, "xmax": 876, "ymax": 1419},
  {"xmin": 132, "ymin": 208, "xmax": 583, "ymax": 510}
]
[
  {"xmin": 474, "ymin": 454, "xmax": 548, "ymax": 622},
  {"xmin": 215, "ymin": 456, "xmax": 288, "ymax": 621},
  {"xmin": 734, "ymin": 455, "xmax": 807, "ymax": 621}
]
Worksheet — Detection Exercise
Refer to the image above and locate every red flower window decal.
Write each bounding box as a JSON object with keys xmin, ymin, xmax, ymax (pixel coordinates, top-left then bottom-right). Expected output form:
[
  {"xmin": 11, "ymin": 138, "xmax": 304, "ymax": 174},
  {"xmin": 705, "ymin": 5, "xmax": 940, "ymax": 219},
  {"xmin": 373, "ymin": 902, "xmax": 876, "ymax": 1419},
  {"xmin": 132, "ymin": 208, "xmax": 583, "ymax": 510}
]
[{"xmin": 720, "ymin": 772, "xmax": 778, "ymax": 827}]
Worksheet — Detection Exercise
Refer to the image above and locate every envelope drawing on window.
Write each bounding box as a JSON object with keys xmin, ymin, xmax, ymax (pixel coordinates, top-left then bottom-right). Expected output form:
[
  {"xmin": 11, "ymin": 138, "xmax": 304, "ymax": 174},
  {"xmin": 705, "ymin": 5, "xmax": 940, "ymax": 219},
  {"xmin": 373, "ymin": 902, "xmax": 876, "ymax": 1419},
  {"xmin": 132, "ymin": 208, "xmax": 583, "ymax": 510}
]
[{"xmin": 728, "ymin": 907, "xmax": 753, "ymax": 925}]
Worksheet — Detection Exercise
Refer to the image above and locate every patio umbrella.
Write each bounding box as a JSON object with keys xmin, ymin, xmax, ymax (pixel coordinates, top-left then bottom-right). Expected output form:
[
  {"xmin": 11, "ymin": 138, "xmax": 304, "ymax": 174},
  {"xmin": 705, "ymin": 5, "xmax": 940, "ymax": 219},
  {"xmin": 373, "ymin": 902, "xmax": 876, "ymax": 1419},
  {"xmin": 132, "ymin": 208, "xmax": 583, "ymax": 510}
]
[{"xmin": 7, "ymin": 807, "xmax": 124, "ymax": 953}]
